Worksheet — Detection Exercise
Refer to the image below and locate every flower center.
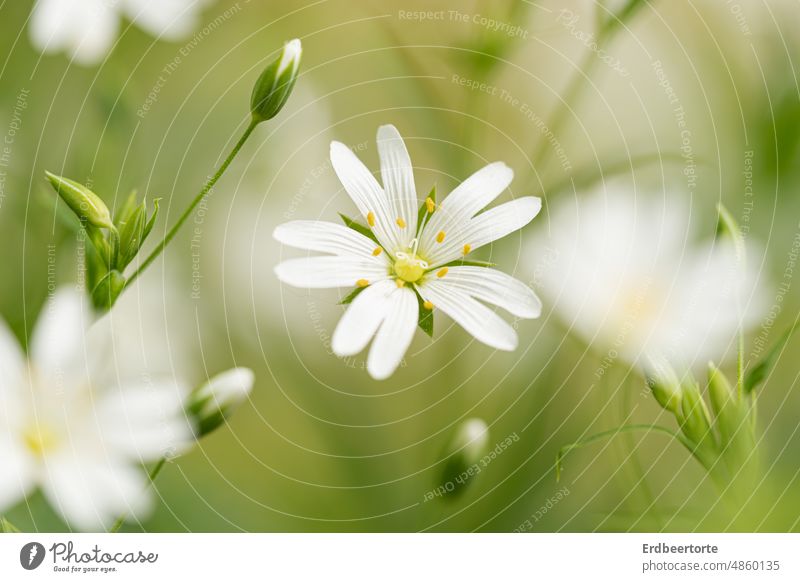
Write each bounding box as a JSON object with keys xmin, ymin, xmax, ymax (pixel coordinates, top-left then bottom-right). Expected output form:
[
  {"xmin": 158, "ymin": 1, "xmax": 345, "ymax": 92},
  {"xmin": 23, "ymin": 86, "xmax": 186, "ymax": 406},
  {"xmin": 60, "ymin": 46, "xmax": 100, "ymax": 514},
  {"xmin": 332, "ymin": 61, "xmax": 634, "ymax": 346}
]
[
  {"xmin": 393, "ymin": 238, "xmax": 428, "ymax": 283},
  {"xmin": 22, "ymin": 423, "xmax": 58, "ymax": 457}
]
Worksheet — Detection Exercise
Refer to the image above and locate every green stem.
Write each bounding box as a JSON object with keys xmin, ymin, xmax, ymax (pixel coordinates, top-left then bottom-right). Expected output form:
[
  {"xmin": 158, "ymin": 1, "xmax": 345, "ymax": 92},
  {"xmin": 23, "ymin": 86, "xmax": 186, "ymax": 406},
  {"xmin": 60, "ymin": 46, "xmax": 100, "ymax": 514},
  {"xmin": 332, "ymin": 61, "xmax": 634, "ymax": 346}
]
[
  {"xmin": 109, "ymin": 457, "xmax": 167, "ymax": 533},
  {"xmin": 124, "ymin": 118, "xmax": 259, "ymax": 288}
]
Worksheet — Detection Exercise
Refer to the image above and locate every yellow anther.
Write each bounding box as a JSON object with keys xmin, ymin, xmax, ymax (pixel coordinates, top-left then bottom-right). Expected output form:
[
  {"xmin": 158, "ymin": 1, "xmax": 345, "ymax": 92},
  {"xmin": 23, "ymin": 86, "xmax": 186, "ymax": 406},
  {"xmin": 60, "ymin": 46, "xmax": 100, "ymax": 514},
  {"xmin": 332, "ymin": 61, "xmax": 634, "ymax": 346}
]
[
  {"xmin": 366, "ymin": 212, "xmax": 375, "ymax": 227},
  {"xmin": 423, "ymin": 300, "xmax": 434, "ymax": 310},
  {"xmin": 436, "ymin": 267, "xmax": 449, "ymax": 278},
  {"xmin": 356, "ymin": 279, "xmax": 369, "ymax": 288},
  {"xmin": 436, "ymin": 231, "xmax": 446, "ymax": 243},
  {"xmin": 372, "ymin": 247, "xmax": 383, "ymax": 257},
  {"xmin": 425, "ymin": 197, "xmax": 435, "ymax": 213},
  {"xmin": 463, "ymin": 244, "xmax": 471, "ymax": 255},
  {"xmin": 395, "ymin": 278, "xmax": 406, "ymax": 288},
  {"xmin": 396, "ymin": 217, "xmax": 407, "ymax": 228}
]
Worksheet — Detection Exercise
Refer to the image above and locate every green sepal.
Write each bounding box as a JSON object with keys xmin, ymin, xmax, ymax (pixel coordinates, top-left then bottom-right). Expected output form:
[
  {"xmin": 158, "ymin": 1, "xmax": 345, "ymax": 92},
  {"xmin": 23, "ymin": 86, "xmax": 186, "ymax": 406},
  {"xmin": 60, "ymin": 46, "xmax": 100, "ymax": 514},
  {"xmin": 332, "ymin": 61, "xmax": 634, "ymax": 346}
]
[
  {"xmin": 142, "ymin": 198, "xmax": 160, "ymax": 242},
  {"xmin": 338, "ymin": 213, "xmax": 380, "ymax": 244},
  {"xmin": 745, "ymin": 322, "xmax": 798, "ymax": 394},
  {"xmin": 91, "ymin": 269, "xmax": 126, "ymax": 312},
  {"xmin": 117, "ymin": 201, "xmax": 147, "ymax": 268},
  {"xmin": 339, "ymin": 286, "xmax": 366, "ymax": 305},
  {"xmin": 415, "ymin": 291, "xmax": 434, "ymax": 337},
  {"xmin": 416, "ymin": 185, "xmax": 436, "ymax": 235},
  {"xmin": 0, "ymin": 517, "xmax": 21, "ymax": 533},
  {"xmin": 715, "ymin": 203, "xmax": 746, "ymax": 264},
  {"xmin": 114, "ymin": 190, "xmax": 138, "ymax": 225}
]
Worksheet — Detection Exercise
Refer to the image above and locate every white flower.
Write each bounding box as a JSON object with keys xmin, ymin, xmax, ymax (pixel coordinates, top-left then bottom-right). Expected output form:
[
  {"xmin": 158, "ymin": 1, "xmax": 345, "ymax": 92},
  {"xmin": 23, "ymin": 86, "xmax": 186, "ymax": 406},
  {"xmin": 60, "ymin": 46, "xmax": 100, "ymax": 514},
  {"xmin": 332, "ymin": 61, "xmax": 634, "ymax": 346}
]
[
  {"xmin": 529, "ymin": 188, "xmax": 767, "ymax": 369},
  {"xmin": 0, "ymin": 288, "xmax": 193, "ymax": 530},
  {"xmin": 274, "ymin": 125, "xmax": 542, "ymax": 380},
  {"xmin": 29, "ymin": 0, "xmax": 209, "ymax": 65}
]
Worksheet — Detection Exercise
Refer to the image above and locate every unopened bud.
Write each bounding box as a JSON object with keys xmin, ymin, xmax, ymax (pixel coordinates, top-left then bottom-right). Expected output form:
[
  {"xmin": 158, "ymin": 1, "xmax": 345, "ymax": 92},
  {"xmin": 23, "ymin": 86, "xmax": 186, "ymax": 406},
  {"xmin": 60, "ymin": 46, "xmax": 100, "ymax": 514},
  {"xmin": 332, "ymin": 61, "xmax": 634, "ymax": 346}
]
[
  {"xmin": 645, "ymin": 357, "xmax": 682, "ymax": 414},
  {"xmin": 91, "ymin": 270, "xmax": 126, "ymax": 312},
  {"xmin": 186, "ymin": 368, "xmax": 255, "ymax": 437},
  {"xmin": 678, "ymin": 379, "xmax": 715, "ymax": 450},
  {"xmin": 45, "ymin": 171, "xmax": 114, "ymax": 230},
  {"xmin": 436, "ymin": 418, "xmax": 489, "ymax": 499},
  {"xmin": 250, "ymin": 39, "xmax": 302, "ymax": 123}
]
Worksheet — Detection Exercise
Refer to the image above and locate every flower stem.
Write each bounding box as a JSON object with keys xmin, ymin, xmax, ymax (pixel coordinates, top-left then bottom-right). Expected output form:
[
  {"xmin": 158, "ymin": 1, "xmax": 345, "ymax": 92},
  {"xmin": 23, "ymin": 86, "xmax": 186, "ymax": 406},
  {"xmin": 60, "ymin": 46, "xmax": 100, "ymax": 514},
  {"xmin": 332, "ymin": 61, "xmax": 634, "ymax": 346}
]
[
  {"xmin": 124, "ymin": 118, "xmax": 259, "ymax": 289},
  {"xmin": 109, "ymin": 457, "xmax": 167, "ymax": 533}
]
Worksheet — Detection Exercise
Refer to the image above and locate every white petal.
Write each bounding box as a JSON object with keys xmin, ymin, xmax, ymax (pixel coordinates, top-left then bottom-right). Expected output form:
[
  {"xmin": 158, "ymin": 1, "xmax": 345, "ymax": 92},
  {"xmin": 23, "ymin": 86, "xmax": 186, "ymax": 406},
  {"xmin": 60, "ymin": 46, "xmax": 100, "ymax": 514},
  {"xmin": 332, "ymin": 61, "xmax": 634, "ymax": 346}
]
[
  {"xmin": 29, "ymin": 0, "xmax": 119, "ymax": 65},
  {"xmin": 426, "ymin": 197, "xmax": 542, "ymax": 267},
  {"xmin": 331, "ymin": 280, "xmax": 394, "ymax": 357},
  {"xmin": 30, "ymin": 289, "xmax": 94, "ymax": 389},
  {"xmin": 420, "ymin": 162, "xmax": 513, "ymax": 252},
  {"xmin": 330, "ymin": 141, "xmax": 399, "ymax": 251},
  {"xmin": 377, "ymin": 125, "xmax": 417, "ymax": 247},
  {"xmin": 42, "ymin": 455, "xmax": 152, "ymax": 531},
  {"xmin": 367, "ymin": 287, "xmax": 418, "ymax": 380},
  {"xmin": 275, "ymin": 257, "xmax": 389, "ymax": 289},
  {"xmin": 418, "ymin": 280, "xmax": 518, "ymax": 351},
  {"xmin": 0, "ymin": 317, "xmax": 25, "ymax": 398},
  {"xmin": 98, "ymin": 380, "xmax": 194, "ymax": 461},
  {"xmin": 0, "ymin": 438, "xmax": 36, "ymax": 510},
  {"xmin": 437, "ymin": 267, "xmax": 542, "ymax": 318},
  {"xmin": 273, "ymin": 220, "xmax": 383, "ymax": 258},
  {"xmin": 122, "ymin": 0, "xmax": 205, "ymax": 40}
]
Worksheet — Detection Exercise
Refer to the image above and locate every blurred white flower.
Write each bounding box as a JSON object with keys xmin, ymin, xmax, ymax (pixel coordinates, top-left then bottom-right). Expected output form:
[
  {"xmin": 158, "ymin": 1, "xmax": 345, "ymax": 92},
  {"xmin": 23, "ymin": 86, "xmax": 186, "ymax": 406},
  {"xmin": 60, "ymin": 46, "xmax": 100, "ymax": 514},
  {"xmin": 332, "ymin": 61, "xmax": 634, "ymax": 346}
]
[
  {"xmin": 529, "ymin": 188, "xmax": 767, "ymax": 369},
  {"xmin": 29, "ymin": 0, "xmax": 210, "ymax": 65},
  {"xmin": 274, "ymin": 124, "xmax": 542, "ymax": 380},
  {"xmin": 186, "ymin": 368, "xmax": 254, "ymax": 437},
  {"xmin": 0, "ymin": 288, "xmax": 193, "ymax": 530}
]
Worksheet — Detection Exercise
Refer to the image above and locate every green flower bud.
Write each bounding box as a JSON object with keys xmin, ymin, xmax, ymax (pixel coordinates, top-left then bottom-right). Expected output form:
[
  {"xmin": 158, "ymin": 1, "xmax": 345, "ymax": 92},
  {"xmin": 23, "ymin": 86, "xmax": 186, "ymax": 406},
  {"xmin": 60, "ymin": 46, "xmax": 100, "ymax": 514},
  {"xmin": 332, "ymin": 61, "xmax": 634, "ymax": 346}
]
[
  {"xmin": 91, "ymin": 269, "xmax": 126, "ymax": 312},
  {"xmin": 45, "ymin": 171, "xmax": 114, "ymax": 230},
  {"xmin": 250, "ymin": 39, "xmax": 302, "ymax": 123},
  {"xmin": 707, "ymin": 363, "xmax": 737, "ymax": 439},
  {"xmin": 645, "ymin": 358, "xmax": 682, "ymax": 414},
  {"xmin": 118, "ymin": 201, "xmax": 147, "ymax": 268},
  {"xmin": 678, "ymin": 379, "xmax": 716, "ymax": 450},
  {"xmin": 436, "ymin": 418, "xmax": 489, "ymax": 500},
  {"xmin": 186, "ymin": 368, "xmax": 254, "ymax": 437}
]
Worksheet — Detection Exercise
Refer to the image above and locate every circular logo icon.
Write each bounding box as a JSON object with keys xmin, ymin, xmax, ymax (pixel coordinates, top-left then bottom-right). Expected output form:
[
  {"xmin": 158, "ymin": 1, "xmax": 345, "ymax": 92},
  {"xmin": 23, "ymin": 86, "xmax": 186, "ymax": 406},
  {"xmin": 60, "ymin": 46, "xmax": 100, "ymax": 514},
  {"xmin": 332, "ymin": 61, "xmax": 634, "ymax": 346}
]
[{"xmin": 20, "ymin": 542, "xmax": 46, "ymax": 570}]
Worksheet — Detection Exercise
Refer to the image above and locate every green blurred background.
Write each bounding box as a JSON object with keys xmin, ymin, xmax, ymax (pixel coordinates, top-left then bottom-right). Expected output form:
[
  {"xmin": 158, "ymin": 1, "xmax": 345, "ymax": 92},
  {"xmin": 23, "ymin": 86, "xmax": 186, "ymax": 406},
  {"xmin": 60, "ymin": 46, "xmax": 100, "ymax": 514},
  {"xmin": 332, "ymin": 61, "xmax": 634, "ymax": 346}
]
[{"xmin": 1, "ymin": 0, "xmax": 799, "ymax": 532}]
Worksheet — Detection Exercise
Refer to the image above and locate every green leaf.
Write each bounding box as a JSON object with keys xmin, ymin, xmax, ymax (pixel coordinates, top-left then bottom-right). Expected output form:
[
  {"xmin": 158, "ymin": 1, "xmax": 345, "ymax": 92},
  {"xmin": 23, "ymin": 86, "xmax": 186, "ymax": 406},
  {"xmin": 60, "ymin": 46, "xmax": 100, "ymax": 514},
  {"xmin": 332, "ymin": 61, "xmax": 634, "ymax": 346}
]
[
  {"xmin": 114, "ymin": 190, "xmax": 138, "ymax": 225},
  {"xmin": 339, "ymin": 286, "xmax": 365, "ymax": 305},
  {"xmin": 416, "ymin": 185, "xmax": 436, "ymax": 235},
  {"xmin": 338, "ymin": 213, "xmax": 379, "ymax": 244},
  {"xmin": 416, "ymin": 292, "xmax": 434, "ymax": 337},
  {"xmin": 745, "ymin": 322, "xmax": 799, "ymax": 394}
]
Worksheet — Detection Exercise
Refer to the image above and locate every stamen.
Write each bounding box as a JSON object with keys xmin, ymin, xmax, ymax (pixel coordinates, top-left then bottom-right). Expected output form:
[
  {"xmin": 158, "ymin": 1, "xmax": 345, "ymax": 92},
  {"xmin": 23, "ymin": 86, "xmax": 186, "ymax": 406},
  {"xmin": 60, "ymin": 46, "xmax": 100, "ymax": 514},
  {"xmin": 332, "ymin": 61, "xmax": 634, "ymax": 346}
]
[
  {"xmin": 372, "ymin": 247, "xmax": 383, "ymax": 257},
  {"xmin": 425, "ymin": 197, "xmax": 435, "ymax": 213},
  {"xmin": 366, "ymin": 212, "xmax": 375, "ymax": 227},
  {"xmin": 356, "ymin": 279, "xmax": 369, "ymax": 288},
  {"xmin": 436, "ymin": 231, "xmax": 446, "ymax": 243},
  {"xmin": 463, "ymin": 244, "xmax": 471, "ymax": 255},
  {"xmin": 436, "ymin": 267, "xmax": 449, "ymax": 278},
  {"xmin": 395, "ymin": 279, "xmax": 405, "ymax": 288},
  {"xmin": 396, "ymin": 217, "xmax": 407, "ymax": 228},
  {"xmin": 423, "ymin": 300, "xmax": 434, "ymax": 310}
]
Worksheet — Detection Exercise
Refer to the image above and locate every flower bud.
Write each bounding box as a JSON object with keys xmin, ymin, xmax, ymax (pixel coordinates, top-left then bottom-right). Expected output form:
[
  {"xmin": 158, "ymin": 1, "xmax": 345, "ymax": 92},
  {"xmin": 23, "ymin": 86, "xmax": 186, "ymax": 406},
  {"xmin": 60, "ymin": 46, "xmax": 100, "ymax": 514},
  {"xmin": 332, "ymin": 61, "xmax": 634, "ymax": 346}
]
[
  {"xmin": 250, "ymin": 39, "xmax": 302, "ymax": 123},
  {"xmin": 45, "ymin": 171, "xmax": 114, "ymax": 230},
  {"xmin": 91, "ymin": 269, "xmax": 126, "ymax": 312},
  {"xmin": 436, "ymin": 418, "xmax": 489, "ymax": 499},
  {"xmin": 707, "ymin": 363, "xmax": 737, "ymax": 438},
  {"xmin": 677, "ymin": 379, "xmax": 715, "ymax": 450},
  {"xmin": 186, "ymin": 368, "xmax": 254, "ymax": 437},
  {"xmin": 645, "ymin": 357, "xmax": 682, "ymax": 414}
]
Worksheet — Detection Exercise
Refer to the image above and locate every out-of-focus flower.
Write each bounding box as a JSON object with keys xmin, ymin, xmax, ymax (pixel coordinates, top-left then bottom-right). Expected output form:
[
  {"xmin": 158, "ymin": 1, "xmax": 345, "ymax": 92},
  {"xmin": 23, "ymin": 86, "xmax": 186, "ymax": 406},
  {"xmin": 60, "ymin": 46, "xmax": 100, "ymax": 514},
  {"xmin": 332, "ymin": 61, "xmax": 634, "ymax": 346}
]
[
  {"xmin": 0, "ymin": 289, "xmax": 192, "ymax": 530},
  {"xmin": 529, "ymin": 188, "xmax": 766, "ymax": 370},
  {"xmin": 274, "ymin": 124, "xmax": 542, "ymax": 380},
  {"xmin": 29, "ymin": 0, "xmax": 210, "ymax": 66}
]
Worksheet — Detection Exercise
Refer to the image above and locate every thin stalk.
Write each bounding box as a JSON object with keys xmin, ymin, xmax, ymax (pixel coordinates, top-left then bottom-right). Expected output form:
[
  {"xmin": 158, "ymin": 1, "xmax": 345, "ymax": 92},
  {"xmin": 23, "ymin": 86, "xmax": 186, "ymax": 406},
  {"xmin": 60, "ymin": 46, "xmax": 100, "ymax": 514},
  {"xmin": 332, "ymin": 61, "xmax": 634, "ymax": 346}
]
[
  {"xmin": 124, "ymin": 118, "xmax": 259, "ymax": 288},
  {"xmin": 109, "ymin": 457, "xmax": 167, "ymax": 533}
]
